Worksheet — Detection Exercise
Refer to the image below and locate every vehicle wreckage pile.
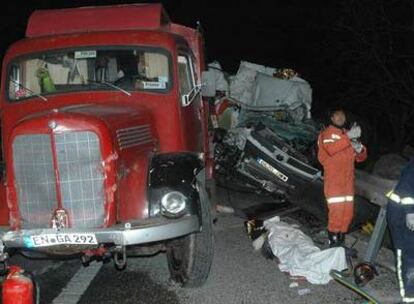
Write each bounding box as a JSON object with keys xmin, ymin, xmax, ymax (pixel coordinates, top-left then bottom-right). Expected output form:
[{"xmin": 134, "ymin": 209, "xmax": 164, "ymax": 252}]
[{"xmin": 210, "ymin": 60, "xmax": 321, "ymax": 200}]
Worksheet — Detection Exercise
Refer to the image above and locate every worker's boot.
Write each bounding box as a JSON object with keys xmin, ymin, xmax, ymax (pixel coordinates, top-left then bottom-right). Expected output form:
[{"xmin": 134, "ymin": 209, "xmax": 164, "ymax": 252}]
[
  {"xmin": 328, "ymin": 231, "xmax": 341, "ymax": 247},
  {"xmin": 338, "ymin": 232, "xmax": 345, "ymax": 246}
]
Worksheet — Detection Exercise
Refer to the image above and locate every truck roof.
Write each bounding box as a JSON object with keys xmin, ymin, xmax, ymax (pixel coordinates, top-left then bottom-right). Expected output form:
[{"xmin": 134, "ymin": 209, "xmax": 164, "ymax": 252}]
[
  {"xmin": 26, "ymin": 3, "xmax": 171, "ymax": 38},
  {"xmin": 6, "ymin": 4, "xmax": 204, "ymax": 81}
]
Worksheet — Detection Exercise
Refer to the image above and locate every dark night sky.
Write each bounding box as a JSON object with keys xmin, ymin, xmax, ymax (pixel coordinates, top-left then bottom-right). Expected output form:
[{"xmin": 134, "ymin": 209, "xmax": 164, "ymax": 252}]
[{"xmin": 1, "ymin": 1, "xmax": 414, "ymax": 151}]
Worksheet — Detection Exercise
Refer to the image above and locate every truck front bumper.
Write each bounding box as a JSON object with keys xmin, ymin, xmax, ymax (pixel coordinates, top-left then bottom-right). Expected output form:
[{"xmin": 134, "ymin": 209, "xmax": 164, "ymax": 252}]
[{"xmin": 0, "ymin": 215, "xmax": 200, "ymax": 250}]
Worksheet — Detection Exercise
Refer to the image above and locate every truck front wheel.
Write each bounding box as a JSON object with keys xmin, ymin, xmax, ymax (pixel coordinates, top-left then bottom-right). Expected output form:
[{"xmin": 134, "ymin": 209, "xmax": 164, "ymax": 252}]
[{"xmin": 166, "ymin": 185, "xmax": 214, "ymax": 287}]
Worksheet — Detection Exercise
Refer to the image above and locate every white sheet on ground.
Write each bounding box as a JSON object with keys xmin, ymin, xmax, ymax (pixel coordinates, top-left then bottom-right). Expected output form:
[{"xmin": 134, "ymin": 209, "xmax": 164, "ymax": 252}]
[{"xmin": 264, "ymin": 216, "xmax": 347, "ymax": 285}]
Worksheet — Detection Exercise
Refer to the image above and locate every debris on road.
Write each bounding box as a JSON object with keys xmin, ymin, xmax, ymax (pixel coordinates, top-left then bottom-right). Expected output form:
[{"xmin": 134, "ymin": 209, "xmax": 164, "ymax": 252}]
[
  {"xmin": 297, "ymin": 288, "xmax": 311, "ymax": 296},
  {"xmin": 252, "ymin": 234, "xmax": 266, "ymax": 251},
  {"xmin": 289, "ymin": 282, "xmax": 299, "ymax": 288},
  {"xmin": 245, "ymin": 219, "xmax": 266, "ymax": 240}
]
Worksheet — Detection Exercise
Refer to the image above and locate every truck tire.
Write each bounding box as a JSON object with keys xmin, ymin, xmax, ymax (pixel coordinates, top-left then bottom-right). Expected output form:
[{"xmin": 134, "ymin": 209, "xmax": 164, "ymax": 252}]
[{"xmin": 167, "ymin": 184, "xmax": 214, "ymax": 287}]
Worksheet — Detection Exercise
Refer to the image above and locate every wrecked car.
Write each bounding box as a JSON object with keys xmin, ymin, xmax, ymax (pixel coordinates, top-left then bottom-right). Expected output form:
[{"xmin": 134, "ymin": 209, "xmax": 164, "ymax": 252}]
[
  {"xmin": 0, "ymin": 4, "xmax": 215, "ymax": 287},
  {"xmin": 214, "ymin": 123, "xmax": 320, "ymax": 196}
]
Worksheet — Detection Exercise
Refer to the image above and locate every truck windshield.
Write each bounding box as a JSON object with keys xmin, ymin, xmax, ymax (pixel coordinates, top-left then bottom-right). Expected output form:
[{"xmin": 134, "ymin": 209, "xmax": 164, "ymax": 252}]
[{"xmin": 7, "ymin": 47, "xmax": 171, "ymax": 101}]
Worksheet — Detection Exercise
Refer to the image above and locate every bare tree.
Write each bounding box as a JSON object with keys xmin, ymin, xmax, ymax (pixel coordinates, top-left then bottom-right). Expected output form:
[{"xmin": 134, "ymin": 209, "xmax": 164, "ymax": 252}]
[{"xmin": 328, "ymin": 0, "xmax": 414, "ymax": 153}]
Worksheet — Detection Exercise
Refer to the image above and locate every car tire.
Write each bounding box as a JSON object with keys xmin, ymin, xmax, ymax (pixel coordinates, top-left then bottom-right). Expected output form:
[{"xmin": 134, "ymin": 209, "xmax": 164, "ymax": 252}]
[{"xmin": 166, "ymin": 183, "xmax": 214, "ymax": 287}]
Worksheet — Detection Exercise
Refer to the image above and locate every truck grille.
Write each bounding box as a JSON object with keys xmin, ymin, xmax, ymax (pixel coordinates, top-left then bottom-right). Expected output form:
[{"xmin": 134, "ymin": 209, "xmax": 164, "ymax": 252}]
[
  {"xmin": 55, "ymin": 132, "xmax": 105, "ymax": 228},
  {"xmin": 13, "ymin": 135, "xmax": 58, "ymax": 228},
  {"xmin": 13, "ymin": 131, "xmax": 105, "ymax": 229}
]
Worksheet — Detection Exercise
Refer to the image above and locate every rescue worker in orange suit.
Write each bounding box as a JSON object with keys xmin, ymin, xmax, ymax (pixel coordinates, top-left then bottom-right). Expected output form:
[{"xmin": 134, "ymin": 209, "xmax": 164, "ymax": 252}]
[{"xmin": 318, "ymin": 107, "xmax": 367, "ymax": 247}]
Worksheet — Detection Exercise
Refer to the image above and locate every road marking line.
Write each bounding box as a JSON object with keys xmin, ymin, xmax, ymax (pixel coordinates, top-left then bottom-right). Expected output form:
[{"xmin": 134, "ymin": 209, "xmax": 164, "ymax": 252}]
[{"xmin": 52, "ymin": 262, "xmax": 102, "ymax": 304}]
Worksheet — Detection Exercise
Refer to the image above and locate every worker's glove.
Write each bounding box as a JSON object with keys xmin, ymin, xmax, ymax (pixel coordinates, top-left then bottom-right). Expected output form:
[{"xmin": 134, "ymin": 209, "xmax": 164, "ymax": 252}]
[
  {"xmin": 351, "ymin": 141, "xmax": 363, "ymax": 153},
  {"xmin": 347, "ymin": 123, "xmax": 361, "ymax": 139},
  {"xmin": 406, "ymin": 213, "xmax": 414, "ymax": 231}
]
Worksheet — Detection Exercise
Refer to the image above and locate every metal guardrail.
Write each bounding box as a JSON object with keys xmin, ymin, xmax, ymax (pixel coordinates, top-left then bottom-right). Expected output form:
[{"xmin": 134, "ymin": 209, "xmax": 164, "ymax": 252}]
[
  {"xmin": 355, "ymin": 170, "xmax": 397, "ymax": 265},
  {"xmin": 355, "ymin": 170, "xmax": 397, "ymax": 208}
]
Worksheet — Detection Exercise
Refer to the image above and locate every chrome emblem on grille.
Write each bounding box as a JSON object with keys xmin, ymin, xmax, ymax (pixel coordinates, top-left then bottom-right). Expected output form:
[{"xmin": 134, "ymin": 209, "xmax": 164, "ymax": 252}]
[
  {"xmin": 51, "ymin": 209, "xmax": 69, "ymax": 230},
  {"xmin": 48, "ymin": 120, "xmax": 57, "ymax": 130}
]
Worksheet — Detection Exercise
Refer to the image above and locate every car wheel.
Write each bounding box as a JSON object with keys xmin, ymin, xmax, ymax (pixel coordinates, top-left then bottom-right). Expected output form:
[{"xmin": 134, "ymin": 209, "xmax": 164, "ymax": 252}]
[{"xmin": 167, "ymin": 183, "xmax": 214, "ymax": 287}]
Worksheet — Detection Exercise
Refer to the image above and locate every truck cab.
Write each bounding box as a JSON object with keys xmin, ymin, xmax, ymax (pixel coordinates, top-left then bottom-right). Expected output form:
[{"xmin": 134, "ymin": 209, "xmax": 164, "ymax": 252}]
[{"xmin": 0, "ymin": 4, "xmax": 214, "ymax": 287}]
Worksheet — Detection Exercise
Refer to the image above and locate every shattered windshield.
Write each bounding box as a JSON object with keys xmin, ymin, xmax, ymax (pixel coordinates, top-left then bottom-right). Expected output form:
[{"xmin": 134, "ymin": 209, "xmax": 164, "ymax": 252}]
[{"xmin": 7, "ymin": 47, "xmax": 171, "ymax": 101}]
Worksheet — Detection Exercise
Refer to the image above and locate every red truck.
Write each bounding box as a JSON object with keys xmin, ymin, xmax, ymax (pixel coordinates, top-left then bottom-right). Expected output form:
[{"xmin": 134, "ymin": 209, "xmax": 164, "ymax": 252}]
[{"xmin": 0, "ymin": 3, "xmax": 216, "ymax": 288}]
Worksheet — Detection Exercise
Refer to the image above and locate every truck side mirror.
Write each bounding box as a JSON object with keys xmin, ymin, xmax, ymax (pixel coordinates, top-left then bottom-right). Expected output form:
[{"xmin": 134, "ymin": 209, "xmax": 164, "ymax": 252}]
[
  {"xmin": 201, "ymin": 70, "xmax": 216, "ymax": 98},
  {"xmin": 181, "ymin": 85, "xmax": 202, "ymax": 107},
  {"xmin": 181, "ymin": 94, "xmax": 190, "ymax": 107}
]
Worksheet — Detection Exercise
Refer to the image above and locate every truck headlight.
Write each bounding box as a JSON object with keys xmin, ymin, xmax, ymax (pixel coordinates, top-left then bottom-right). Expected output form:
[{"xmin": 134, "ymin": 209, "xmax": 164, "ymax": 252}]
[{"xmin": 161, "ymin": 191, "xmax": 187, "ymax": 217}]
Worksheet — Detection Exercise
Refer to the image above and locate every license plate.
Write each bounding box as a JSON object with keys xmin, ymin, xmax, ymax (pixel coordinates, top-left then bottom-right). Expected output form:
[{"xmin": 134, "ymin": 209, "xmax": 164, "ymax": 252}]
[
  {"xmin": 28, "ymin": 233, "xmax": 98, "ymax": 248},
  {"xmin": 257, "ymin": 158, "xmax": 289, "ymax": 182}
]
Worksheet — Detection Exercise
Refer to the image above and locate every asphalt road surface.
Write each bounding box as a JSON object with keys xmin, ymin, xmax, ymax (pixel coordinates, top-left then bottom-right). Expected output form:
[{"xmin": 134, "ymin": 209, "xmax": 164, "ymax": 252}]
[{"xmin": 2, "ymin": 189, "xmax": 400, "ymax": 304}]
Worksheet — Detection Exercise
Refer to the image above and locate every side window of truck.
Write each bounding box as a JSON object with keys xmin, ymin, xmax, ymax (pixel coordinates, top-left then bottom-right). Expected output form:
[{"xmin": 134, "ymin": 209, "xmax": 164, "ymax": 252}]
[{"xmin": 178, "ymin": 55, "xmax": 196, "ymax": 106}]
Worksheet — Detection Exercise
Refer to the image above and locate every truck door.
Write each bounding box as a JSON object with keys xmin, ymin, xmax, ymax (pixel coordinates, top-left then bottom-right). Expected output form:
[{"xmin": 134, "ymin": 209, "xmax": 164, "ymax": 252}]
[{"xmin": 177, "ymin": 54, "xmax": 203, "ymax": 152}]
